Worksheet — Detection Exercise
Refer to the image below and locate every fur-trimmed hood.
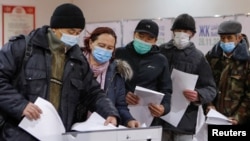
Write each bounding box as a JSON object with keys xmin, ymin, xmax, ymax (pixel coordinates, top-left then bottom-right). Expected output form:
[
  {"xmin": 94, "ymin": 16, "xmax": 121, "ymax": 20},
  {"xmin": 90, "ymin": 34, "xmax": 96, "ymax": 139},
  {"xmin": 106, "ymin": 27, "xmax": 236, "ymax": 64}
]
[{"xmin": 114, "ymin": 59, "xmax": 133, "ymax": 80}]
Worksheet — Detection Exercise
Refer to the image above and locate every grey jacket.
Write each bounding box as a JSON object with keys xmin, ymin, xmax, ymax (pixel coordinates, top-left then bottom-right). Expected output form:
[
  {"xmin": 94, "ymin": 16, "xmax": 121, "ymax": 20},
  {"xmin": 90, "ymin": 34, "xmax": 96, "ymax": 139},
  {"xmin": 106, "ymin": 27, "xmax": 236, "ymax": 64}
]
[{"xmin": 159, "ymin": 40, "xmax": 216, "ymax": 134}]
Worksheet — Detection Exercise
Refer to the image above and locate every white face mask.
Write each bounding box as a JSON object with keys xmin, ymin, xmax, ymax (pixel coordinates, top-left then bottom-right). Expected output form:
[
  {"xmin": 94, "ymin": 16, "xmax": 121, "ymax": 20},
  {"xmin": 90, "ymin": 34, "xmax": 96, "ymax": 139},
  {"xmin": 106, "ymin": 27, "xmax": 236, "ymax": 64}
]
[{"xmin": 173, "ymin": 32, "xmax": 190, "ymax": 50}]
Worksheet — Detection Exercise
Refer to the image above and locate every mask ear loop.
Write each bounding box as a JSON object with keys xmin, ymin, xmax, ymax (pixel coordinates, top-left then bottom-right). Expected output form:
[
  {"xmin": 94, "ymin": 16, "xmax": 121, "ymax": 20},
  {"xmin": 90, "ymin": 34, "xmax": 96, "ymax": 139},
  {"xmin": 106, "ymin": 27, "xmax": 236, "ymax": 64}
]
[{"xmin": 57, "ymin": 30, "xmax": 66, "ymax": 36}]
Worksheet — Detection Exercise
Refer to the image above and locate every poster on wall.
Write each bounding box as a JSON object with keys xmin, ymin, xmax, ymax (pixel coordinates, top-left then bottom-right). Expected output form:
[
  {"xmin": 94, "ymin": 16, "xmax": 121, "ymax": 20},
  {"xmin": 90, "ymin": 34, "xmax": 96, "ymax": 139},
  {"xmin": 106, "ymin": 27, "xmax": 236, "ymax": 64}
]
[
  {"xmin": 2, "ymin": 5, "xmax": 35, "ymax": 45},
  {"xmin": 122, "ymin": 19, "xmax": 140, "ymax": 46},
  {"xmin": 155, "ymin": 18, "xmax": 173, "ymax": 46},
  {"xmin": 80, "ymin": 21, "xmax": 122, "ymax": 48},
  {"xmin": 122, "ymin": 18, "xmax": 172, "ymax": 47},
  {"xmin": 192, "ymin": 16, "xmax": 234, "ymax": 54}
]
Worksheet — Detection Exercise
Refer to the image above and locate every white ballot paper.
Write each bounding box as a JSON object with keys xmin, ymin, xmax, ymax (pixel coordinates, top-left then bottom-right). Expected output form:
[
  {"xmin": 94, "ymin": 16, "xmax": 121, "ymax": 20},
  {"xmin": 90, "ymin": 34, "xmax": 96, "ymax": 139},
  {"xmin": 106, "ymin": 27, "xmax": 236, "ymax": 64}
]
[
  {"xmin": 128, "ymin": 86, "xmax": 164, "ymax": 127},
  {"xmin": 205, "ymin": 109, "xmax": 232, "ymax": 125},
  {"xmin": 193, "ymin": 105, "xmax": 207, "ymax": 141},
  {"xmin": 71, "ymin": 112, "xmax": 126, "ymax": 131},
  {"xmin": 161, "ymin": 69, "xmax": 198, "ymax": 127},
  {"xmin": 19, "ymin": 97, "xmax": 127, "ymax": 140},
  {"xmin": 18, "ymin": 97, "xmax": 65, "ymax": 141}
]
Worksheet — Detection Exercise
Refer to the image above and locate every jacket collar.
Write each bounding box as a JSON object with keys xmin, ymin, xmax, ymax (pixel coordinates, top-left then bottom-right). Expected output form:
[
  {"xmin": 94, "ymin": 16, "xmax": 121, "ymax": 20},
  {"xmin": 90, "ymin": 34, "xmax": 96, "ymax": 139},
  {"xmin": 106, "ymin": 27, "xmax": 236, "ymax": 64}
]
[
  {"xmin": 30, "ymin": 25, "xmax": 84, "ymax": 62},
  {"xmin": 126, "ymin": 41, "xmax": 160, "ymax": 56},
  {"xmin": 165, "ymin": 39, "xmax": 196, "ymax": 55},
  {"xmin": 207, "ymin": 39, "xmax": 250, "ymax": 61}
]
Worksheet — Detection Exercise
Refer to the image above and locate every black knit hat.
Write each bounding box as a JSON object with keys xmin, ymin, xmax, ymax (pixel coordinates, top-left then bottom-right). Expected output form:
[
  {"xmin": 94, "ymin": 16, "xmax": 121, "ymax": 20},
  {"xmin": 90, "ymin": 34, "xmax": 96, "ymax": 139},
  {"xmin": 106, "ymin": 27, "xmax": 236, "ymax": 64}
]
[
  {"xmin": 50, "ymin": 3, "xmax": 85, "ymax": 29},
  {"xmin": 218, "ymin": 20, "xmax": 242, "ymax": 34},
  {"xmin": 171, "ymin": 13, "xmax": 196, "ymax": 33},
  {"xmin": 135, "ymin": 19, "xmax": 159, "ymax": 38}
]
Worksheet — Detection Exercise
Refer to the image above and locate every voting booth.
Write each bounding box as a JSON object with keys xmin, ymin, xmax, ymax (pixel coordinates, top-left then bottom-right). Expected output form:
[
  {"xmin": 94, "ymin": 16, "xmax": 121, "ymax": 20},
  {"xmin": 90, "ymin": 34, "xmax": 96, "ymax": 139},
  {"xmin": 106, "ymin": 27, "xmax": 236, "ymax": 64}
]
[{"xmin": 62, "ymin": 126, "xmax": 162, "ymax": 141}]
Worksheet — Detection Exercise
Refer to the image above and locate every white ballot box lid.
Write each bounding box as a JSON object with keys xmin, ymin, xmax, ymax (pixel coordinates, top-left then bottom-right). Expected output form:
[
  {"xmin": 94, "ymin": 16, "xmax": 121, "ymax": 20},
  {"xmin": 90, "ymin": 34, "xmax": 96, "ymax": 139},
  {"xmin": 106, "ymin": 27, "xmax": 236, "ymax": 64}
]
[{"xmin": 62, "ymin": 126, "xmax": 162, "ymax": 141}]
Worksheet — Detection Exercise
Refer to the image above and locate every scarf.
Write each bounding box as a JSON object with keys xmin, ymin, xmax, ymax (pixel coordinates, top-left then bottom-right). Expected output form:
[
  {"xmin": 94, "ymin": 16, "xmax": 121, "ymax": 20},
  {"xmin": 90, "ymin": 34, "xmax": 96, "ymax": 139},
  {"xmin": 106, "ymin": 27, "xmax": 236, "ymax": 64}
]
[{"xmin": 84, "ymin": 52, "xmax": 109, "ymax": 89}]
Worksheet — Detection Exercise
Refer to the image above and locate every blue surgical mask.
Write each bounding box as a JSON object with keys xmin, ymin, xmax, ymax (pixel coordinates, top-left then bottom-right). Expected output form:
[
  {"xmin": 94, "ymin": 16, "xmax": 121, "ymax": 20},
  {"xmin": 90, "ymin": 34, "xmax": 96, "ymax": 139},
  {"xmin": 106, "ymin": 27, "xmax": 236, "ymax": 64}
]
[
  {"xmin": 133, "ymin": 38, "xmax": 152, "ymax": 54},
  {"xmin": 92, "ymin": 46, "xmax": 112, "ymax": 64},
  {"xmin": 60, "ymin": 33, "xmax": 79, "ymax": 46},
  {"xmin": 220, "ymin": 41, "xmax": 236, "ymax": 53}
]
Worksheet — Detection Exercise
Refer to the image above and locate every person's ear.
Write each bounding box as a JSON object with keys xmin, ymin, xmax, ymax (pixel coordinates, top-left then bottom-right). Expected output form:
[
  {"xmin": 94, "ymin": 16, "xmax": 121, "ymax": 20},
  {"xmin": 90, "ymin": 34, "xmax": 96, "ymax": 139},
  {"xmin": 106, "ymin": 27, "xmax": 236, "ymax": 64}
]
[
  {"xmin": 89, "ymin": 40, "xmax": 93, "ymax": 48},
  {"xmin": 190, "ymin": 32, "xmax": 195, "ymax": 39},
  {"xmin": 239, "ymin": 33, "xmax": 243, "ymax": 40},
  {"xmin": 237, "ymin": 34, "xmax": 243, "ymax": 43},
  {"xmin": 51, "ymin": 28, "xmax": 56, "ymax": 33},
  {"xmin": 133, "ymin": 32, "xmax": 137, "ymax": 39},
  {"xmin": 52, "ymin": 28, "xmax": 62, "ymax": 39},
  {"xmin": 89, "ymin": 40, "xmax": 98, "ymax": 52},
  {"xmin": 153, "ymin": 38, "xmax": 158, "ymax": 45}
]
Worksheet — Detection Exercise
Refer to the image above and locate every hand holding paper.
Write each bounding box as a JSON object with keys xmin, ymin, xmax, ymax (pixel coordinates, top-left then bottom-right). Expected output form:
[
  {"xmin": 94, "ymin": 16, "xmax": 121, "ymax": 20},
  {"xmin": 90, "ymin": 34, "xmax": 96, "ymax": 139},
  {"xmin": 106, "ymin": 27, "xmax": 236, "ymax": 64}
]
[
  {"xmin": 205, "ymin": 109, "xmax": 232, "ymax": 125},
  {"xmin": 71, "ymin": 112, "xmax": 126, "ymax": 131},
  {"xmin": 128, "ymin": 86, "xmax": 164, "ymax": 127},
  {"xmin": 160, "ymin": 69, "xmax": 198, "ymax": 127},
  {"xmin": 104, "ymin": 116, "xmax": 118, "ymax": 126},
  {"xmin": 19, "ymin": 97, "xmax": 65, "ymax": 141},
  {"xmin": 148, "ymin": 103, "xmax": 165, "ymax": 117},
  {"xmin": 22, "ymin": 102, "xmax": 42, "ymax": 120},
  {"xmin": 126, "ymin": 91, "xmax": 139, "ymax": 105},
  {"xmin": 183, "ymin": 89, "xmax": 199, "ymax": 102},
  {"xmin": 134, "ymin": 86, "xmax": 164, "ymax": 106},
  {"xmin": 19, "ymin": 97, "xmax": 125, "ymax": 141}
]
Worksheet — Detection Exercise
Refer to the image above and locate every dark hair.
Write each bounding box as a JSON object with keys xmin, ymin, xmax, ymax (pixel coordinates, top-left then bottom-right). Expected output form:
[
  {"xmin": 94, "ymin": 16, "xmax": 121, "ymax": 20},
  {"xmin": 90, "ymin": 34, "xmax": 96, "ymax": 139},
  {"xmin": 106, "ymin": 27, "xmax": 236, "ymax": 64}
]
[{"xmin": 83, "ymin": 27, "xmax": 117, "ymax": 53}]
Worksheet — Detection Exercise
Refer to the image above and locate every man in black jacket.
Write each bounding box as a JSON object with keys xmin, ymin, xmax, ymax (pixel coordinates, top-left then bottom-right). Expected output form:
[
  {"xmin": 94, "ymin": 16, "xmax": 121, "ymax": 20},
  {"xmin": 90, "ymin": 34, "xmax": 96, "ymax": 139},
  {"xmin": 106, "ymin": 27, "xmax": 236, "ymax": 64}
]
[
  {"xmin": 0, "ymin": 3, "xmax": 120, "ymax": 141},
  {"xmin": 115, "ymin": 19, "xmax": 173, "ymax": 139},
  {"xmin": 159, "ymin": 13, "xmax": 216, "ymax": 141}
]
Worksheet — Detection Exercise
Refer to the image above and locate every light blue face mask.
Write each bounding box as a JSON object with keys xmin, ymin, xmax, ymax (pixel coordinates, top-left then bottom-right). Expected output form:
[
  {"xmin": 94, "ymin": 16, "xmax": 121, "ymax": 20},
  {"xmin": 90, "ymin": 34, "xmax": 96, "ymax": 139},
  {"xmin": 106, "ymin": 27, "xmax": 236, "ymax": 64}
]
[
  {"xmin": 92, "ymin": 46, "xmax": 112, "ymax": 64},
  {"xmin": 220, "ymin": 41, "xmax": 236, "ymax": 53},
  {"xmin": 133, "ymin": 38, "xmax": 152, "ymax": 54},
  {"xmin": 60, "ymin": 33, "xmax": 79, "ymax": 46}
]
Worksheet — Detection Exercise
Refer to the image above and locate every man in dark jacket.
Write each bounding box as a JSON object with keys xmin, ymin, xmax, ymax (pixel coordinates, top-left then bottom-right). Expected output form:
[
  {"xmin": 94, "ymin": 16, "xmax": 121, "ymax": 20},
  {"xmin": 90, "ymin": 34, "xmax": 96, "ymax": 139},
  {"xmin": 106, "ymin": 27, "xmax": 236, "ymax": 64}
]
[
  {"xmin": 115, "ymin": 19, "xmax": 173, "ymax": 137},
  {"xmin": 205, "ymin": 20, "xmax": 250, "ymax": 126},
  {"xmin": 159, "ymin": 13, "xmax": 216, "ymax": 141},
  {"xmin": 0, "ymin": 3, "xmax": 120, "ymax": 141}
]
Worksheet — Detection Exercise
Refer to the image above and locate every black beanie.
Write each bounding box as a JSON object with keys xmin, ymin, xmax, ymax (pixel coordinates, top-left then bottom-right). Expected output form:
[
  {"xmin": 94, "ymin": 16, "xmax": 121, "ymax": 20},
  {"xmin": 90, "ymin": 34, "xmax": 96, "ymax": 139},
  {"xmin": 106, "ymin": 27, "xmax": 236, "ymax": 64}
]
[
  {"xmin": 171, "ymin": 13, "xmax": 196, "ymax": 33},
  {"xmin": 50, "ymin": 3, "xmax": 85, "ymax": 29}
]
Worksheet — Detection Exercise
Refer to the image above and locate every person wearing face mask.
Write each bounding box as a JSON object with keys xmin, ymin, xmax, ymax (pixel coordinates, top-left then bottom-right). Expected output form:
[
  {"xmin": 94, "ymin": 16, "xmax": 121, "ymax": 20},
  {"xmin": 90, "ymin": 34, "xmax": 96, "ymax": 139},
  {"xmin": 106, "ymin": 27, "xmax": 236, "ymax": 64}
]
[
  {"xmin": 205, "ymin": 20, "xmax": 250, "ymax": 127},
  {"xmin": 80, "ymin": 27, "xmax": 140, "ymax": 128},
  {"xmin": 159, "ymin": 13, "xmax": 216, "ymax": 141},
  {"xmin": 115, "ymin": 19, "xmax": 173, "ymax": 139},
  {"xmin": 0, "ymin": 3, "xmax": 120, "ymax": 140}
]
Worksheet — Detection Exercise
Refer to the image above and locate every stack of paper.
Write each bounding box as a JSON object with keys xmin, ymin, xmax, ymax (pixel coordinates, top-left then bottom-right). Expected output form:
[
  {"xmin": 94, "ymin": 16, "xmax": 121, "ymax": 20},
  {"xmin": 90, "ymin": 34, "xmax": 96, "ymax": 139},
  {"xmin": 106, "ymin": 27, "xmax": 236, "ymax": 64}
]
[
  {"xmin": 18, "ymin": 97, "xmax": 65, "ymax": 141},
  {"xmin": 205, "ymin": 109, "xmax": 232, "ymax": 125},
  {"xmin": 18, "ymin": 97, "xmax": 126, "ymax": 141},
  {"xmin": 71, "ymin": 112, "xmax": 126, "ymax": 131},
  {"xmin": 160, "ymin": 69, "xmax": 198, "ymax": 127},
  {"xmin": 128, "ymin": 86, "xmax": 164, "ymax": 127}
]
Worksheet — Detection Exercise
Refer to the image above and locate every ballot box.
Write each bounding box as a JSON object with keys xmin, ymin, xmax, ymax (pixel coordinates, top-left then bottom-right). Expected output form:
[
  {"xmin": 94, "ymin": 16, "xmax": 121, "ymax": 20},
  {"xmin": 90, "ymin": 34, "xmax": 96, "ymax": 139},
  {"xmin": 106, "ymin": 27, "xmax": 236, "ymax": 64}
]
[{"xmin": 62, "ymin": 126, "xmax": 162, "ymax": 141}]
